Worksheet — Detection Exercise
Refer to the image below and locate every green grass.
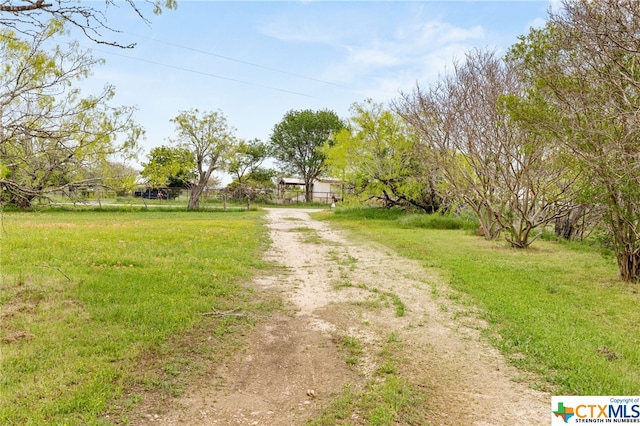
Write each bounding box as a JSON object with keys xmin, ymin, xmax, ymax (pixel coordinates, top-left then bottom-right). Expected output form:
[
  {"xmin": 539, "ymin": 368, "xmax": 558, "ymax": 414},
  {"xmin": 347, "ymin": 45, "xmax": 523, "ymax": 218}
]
[
  {"xmin": 0, "ymin": 209, "xmax": 270, "ymax": 425},
  {"xmin": 398, "ymin": 212, "xmax": 478, "ymax": 230},
  {"xmin": 317, "ymin": 208, "xmax": 640, "ymax": 395},
  {"xmin": 342, "ymin": 335, "xmax": 363, "ymax": 367}
]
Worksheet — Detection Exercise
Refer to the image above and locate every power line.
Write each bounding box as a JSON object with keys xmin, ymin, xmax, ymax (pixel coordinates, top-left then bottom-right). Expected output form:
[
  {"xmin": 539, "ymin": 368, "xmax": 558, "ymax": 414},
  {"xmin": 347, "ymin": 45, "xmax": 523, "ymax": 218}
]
[
  {"xmin": 84, "ymin": 45, "xmax": 316, "ymax": 98},
  {"xmin": 122, "ymin": 30, "xmax": 346, "ymax": 89}
]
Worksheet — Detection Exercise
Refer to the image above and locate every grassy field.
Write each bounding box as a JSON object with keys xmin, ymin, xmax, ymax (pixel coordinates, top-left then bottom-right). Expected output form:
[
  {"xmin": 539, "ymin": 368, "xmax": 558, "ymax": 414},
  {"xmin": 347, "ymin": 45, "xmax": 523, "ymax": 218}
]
[
  {"xmin": 4, "ymin": 205, "xmax": 639, "ymax": 425},
  {"xmin": 317, "ymin": 208, "xmax": 640, "ymax": 396},
  {"xmin": 0, "ymin": 209, "xmax": 272, "ymax": 425}
]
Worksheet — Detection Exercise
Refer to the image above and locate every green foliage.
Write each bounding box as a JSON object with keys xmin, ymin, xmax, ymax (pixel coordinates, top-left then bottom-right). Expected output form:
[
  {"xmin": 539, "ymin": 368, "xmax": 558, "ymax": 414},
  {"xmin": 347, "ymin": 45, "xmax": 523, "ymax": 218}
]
[
  {"xmin": 0, "ymin": 27, "xmax": 142, "ymax": 209},
  {"xmin": 269, "ymin": 109, "xmax": 345, "ymax": 202},
  {"xmin": 324, "ymin": 99, "xmax": 440, "ymax": 212},
  {"xmin": 82, "ymin": 160, "xmax": 139, "ymax": 196},
  {"xmin": 398, "ymin": 213, "xmax": 478, "ymax": 230},
  {"xmin": 0, "ymin": 210, "xmax": 268, "ymax": 424},
  {"xmin": 225, "ymin": 138, "xmax": 276, "ymax": 201},
  {"xmin": 226, "ymin": 138, "xmax": 270, "ymax": 183},
  {"xmin": 140, "ymin": 145, "xmax": 196, "ymax": 188},
  {"xmin": 331, "ymin": 207, "xmax": 406, "ymax": 221}
]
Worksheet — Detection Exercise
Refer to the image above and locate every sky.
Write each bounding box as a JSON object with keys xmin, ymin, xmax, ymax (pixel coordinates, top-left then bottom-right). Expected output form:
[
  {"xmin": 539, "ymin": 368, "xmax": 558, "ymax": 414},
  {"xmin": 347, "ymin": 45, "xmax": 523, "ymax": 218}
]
[{"xmin": 54, "ymin": 1, "xmax": 554, "ymax": 176}]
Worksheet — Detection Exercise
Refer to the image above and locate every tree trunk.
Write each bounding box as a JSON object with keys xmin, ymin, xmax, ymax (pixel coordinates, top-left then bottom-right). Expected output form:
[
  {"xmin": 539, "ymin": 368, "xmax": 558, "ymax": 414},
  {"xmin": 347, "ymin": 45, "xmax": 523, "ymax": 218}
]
[
  {"xmin": 555, "ymin": 205, "xmax": 585, "ymax": 240},
  {"xmin": 8, "ymin": 191, "xmax": 36, "ymax": 209},
  {"xmin": 188, "ymin": 185, "xmax": 204, "ymax": 210},
  {"xmin": 475, "ymin": 204, "xmax": 501, "ymax": 240},
  {"xmin": 304, "ymin": 182, "xmax": 312, "ymax": 202},
  {"xmin": 616, "ymin": 251, "xmax": 640, "ymax": 283}
]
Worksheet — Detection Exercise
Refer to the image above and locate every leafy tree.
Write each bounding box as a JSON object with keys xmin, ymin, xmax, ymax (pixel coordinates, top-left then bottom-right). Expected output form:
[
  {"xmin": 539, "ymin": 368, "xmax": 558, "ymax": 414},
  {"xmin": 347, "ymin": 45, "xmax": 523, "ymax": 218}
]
[
  {"xmin": 170, "ymin": 109, "xmax": 234, "ymax": 210},
  {"xmin": 324, "ymin": 99, "xmax": 440, "ymax": 212},
  {"xmin": 270, "ymin": 109, "xmax": 345, "ymax": 202},
  {"xmin": 0, "ymin": 0, "xmax": 176, "ymax": 47},
  {"xmin": 227, "ymin": 138, "xmax": 270, "ymax": 184},
  {"xmin": 140, "ymin": 145, "xmax": 196, "ymax": 189},
  {"xmin": 226, "ymin": 138, "xmax": 275, "ymax": 201},
  {"xmin": 0, "ymin": 25, "xmax": 142, "ymax": 208},
  {"xmin": 94, "ymin": 161, "xmax": 138, "ymax": 196},
  {"xmin": 506, "ymin": 0, "xmax": 640, "ymax": 279}
]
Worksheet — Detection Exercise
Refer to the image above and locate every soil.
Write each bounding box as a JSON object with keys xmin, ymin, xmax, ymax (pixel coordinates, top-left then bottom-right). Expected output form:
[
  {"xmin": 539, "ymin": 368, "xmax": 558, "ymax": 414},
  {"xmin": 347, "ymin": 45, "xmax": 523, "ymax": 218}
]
[{"xmin": 132, "ymin": 208, "xmax": 550, "ymax": 425}]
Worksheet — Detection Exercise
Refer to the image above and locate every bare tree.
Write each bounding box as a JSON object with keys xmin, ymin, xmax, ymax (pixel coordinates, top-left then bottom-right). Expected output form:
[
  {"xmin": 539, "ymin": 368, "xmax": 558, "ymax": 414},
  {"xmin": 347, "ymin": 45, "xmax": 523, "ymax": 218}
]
[
  {"xmin": 507, "ymin": 0, "xmax": 640, "ymax": 279},
  {"xmin": 396, "ymin": 49, "xmax": 577, "ymax": 247},
  {"xmin": 0, "ymin": 0, "xmax": 176, "ymax": 47}
]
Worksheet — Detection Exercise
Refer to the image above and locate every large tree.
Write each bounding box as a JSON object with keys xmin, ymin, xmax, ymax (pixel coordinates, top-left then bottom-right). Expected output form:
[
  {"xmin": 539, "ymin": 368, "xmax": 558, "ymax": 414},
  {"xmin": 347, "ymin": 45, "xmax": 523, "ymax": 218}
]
[
  {"xmin": 170, "ymin": 109, "xmax": 234, "ymax": 210},
  {"xmin": 270, "ymin": 109, "xmax": 345, "ymax": 202},
  {"xmin": 506, "ymin": 0, "xmax": 640, "ymax": 279},
  {"xmin": 0, "ymin": 0, "xmax": 176, "ymax": 47},
  {"xmin": 324, "ymin": 99, "xmax": 440, "ymax": 212},
  {"xmin": 0, "ymin": 25, "xmax": 142, "ymax": 208}
]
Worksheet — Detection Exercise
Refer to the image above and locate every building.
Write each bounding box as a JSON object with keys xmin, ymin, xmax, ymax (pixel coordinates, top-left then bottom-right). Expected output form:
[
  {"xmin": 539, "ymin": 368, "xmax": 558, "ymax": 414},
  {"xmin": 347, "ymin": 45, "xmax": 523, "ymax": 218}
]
[{"xmin": 277, "ymin": 177, "xmax": 342, "ymax": 203}]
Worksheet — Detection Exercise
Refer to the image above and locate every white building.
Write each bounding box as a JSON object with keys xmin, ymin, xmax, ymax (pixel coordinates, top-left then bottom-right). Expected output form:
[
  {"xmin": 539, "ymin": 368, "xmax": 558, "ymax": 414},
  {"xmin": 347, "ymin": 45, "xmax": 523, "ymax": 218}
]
[{"xmin": 277, "ymin": 177, "xmax": 342, "ymax": 203}]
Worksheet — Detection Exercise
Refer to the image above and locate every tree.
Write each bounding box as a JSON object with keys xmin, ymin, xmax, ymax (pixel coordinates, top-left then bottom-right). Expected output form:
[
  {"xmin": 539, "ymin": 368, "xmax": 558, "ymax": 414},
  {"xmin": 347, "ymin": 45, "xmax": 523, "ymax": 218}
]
[
  {"xmin": 397, "ymin": 49, "xmax": 577, "ymax": 247},
  {"xmin": 140, "ymin": 145, "xmax": 196, "ymax": 189},
  {"xmin": 0, "ymin": 25, "xmax": 142, "ymax": 208},
  {"xmin": 270, "ymin": 109, "xmax": 345, "ymax": 202},
  {"xmin": 94, "ymin": 160, "xmax": 138, "ymax": 196},
  {"xmin": 506, "ymin": 0, "xmax": 640, "ymax": 280},
  {"xmin": 225, "ymin": 138, "xmax": 275, "ymax": 201},
  {"xmin": 0, "ymin": 0, "xmax": 176, "ymax": 47},
  {"xmin": 227, "ymin": 138, "xmax": 270, "ymax": 184},
  {"xmin": 324, "ymin": 99, "xmax": 441, "ymax": 212},
  {"xmin": 170, "ymin": 109, "xmax": 234, "ymax": 210}
]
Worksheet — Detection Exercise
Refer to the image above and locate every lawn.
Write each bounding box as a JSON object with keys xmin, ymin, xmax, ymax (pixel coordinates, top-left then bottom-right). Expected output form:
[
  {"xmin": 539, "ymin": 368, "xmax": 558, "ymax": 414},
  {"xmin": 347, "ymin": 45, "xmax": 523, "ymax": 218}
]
[
  {"xmin": 317, "ymin": 208, "xmax": 640, "ymax": 396},
  {"xmin": 0, "ymin": 209, "xmax": 271, "ymax": 425}
]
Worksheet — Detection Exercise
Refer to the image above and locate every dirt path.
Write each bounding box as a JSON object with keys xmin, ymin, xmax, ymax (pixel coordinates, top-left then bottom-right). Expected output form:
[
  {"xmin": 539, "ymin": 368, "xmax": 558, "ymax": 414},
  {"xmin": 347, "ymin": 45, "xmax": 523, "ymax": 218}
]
[{"xmin": 137, "ymin": 208, "xmax": 550, "ymax": 425}]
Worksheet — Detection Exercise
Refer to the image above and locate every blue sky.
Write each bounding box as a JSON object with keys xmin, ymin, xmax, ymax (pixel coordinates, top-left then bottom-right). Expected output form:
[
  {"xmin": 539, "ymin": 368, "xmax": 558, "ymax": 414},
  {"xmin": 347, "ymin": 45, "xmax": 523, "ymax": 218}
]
[{"xmin": 57, "ymin": 1, "xmax": 553, "ymax": 172}]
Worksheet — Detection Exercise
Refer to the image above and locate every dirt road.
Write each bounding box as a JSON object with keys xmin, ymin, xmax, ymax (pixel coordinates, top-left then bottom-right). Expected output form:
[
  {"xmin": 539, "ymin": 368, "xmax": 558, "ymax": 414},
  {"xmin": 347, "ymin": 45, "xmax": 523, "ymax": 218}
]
[{"xmin": 138, "ymin": 208, "xmax": 550, "ymax": 425}]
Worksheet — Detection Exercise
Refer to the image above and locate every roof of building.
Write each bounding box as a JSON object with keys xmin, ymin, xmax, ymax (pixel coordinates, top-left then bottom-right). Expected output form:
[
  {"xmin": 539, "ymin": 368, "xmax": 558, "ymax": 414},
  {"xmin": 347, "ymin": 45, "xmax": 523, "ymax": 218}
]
[{"xmin": 279, "ymin": 178, "xmax": 305, "ymax": 185}]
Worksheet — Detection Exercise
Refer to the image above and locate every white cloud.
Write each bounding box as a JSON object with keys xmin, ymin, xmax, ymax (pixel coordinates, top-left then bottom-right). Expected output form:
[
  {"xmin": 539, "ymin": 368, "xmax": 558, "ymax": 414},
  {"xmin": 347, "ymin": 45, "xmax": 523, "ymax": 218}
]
[{"xmin": 320, "ymin": 18, "xmax": 486, "ymax": 102}]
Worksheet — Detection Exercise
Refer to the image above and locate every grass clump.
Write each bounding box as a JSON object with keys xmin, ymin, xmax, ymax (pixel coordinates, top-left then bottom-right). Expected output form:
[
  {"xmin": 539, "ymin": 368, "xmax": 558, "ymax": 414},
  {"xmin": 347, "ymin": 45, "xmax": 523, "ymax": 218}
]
[{"xmin": 342, "ymin": 336, "xmax": 363, "ymax": 367}]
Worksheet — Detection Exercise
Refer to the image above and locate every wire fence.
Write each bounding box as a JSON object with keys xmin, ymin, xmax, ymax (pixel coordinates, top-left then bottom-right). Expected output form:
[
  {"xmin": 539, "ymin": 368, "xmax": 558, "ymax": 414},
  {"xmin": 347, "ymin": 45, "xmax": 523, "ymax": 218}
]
[{"xmin": 52, "ymin": 187, "xmax": 339, "ymax": 205}]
